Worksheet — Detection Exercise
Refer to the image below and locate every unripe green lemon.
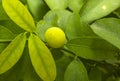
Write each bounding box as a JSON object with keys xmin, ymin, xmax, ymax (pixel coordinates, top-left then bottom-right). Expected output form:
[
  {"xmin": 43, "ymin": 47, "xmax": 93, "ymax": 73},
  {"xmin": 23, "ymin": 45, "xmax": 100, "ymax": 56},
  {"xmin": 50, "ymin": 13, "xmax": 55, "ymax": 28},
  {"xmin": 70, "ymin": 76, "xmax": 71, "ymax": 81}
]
[{"xmin": 45, "ymin": 27, "xmax": 66, "ymax": 48}]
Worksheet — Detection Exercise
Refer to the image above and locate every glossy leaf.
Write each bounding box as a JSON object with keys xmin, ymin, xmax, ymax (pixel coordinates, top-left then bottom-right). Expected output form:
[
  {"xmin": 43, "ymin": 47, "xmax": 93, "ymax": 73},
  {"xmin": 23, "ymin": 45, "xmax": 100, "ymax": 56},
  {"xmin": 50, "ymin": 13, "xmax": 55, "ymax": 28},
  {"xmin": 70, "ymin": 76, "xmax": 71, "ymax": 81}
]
[
  {"xmin": 27, "ymin": 0, "xmax": 49, "ymax": 21},
  {"xmin": 20, "ymin": 47, "xmax": 42, "ymax": 81},
  {"xmin": 68, "ymin": 0, "xmax": 85, "ymax": 12},
  {"xmin": 0, "ymin": 25, "xmax": 15, "ymax": 42},
  {"xmin": 0, "ymin": 33, "xmax": 26, "ymax": 74},
  {"xmin": 45, "ymin": 0, "xmax": 68, "ymax": 10},
  {"xmin": 37, "ymin": 10, "xmax": 72, "ymax": 40},
  {"xmin": 66, "ymin": 38, "xmax": 119, "ymax": 63},
  {"xmin": 28, "ymin": 33, "xmax": 56, "ymax": 81},
  {"xmin": 91, "ymin": 18, "xmax": 120, "ymax": 49},
  {"xmin": 43, "ymin": 10, "xmax": 72, "ymax": 30},
  {"xmin": 80, "ymin": 0, "xmax": 120, "ymax": 23},
  {"xmin": 64, "ymin": 59, "xmax": 89, "ymax": 81},
  {"xmin": 65, "ymin": 13, "xmax": 96, "ymax": 40},
  {"xmin": 37, "ymin": 20, "xmax": 52, "ymax": 41},
  {"xmin": 0, "ymin": 47, "xmax": 42, "ymax": 81},
  {"xmin": 65, "ymin": 13, "xmax": 83, "ymax": 39},
  {"xmin": 2, "ymin": 0, "xmax": 36, "ymax": 32}
]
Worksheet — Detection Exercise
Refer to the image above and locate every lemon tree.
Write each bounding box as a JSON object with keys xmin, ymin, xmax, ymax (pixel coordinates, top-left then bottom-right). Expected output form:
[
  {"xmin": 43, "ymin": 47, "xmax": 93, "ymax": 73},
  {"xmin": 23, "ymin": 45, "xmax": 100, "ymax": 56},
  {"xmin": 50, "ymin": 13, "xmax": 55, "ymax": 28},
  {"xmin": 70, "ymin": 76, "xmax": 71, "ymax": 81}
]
[
  {"xmin": 0, "ymin": 0, "xmax": 120, "ymax": 81},
  {"xmin": 45, "ymin": 27, "xmax": 66, "ymax": 48}
]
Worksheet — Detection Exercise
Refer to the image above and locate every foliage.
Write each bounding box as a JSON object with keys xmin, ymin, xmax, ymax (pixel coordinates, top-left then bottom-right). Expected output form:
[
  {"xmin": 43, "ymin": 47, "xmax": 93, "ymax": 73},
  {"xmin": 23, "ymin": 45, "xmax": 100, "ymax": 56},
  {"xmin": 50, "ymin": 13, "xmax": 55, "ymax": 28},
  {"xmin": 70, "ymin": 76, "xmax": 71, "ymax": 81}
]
[{"xmin": 0, "ymin": 0, "xmax": 120, "ymax": 81}]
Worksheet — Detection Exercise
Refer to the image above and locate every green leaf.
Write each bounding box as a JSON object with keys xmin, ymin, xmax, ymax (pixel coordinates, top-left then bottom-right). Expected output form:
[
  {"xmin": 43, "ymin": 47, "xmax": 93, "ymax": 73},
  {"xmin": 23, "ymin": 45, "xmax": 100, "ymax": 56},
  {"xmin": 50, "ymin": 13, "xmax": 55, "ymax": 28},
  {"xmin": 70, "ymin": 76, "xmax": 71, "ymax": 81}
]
[
  {"xmin": 27, "ymin": 0, "xmax": 49, "ymax": 21},
  {"xmin": 65, "ymin": 13, "xmax": 96, "ymax": 40},
  {"xmin": 43, "ymin": 10, "xmax": 72, "ymax": 30},
  {"xmin": 0, "ymin": 20, "xmax": 24, "ymax": 34},
  {"xmin": 37, "ymin": 20, "xmax": 52, "ymax": 41},
  {"xmin": 50, "ymin": 49, "xmax": 63, "ymax": 60},
  {"xmin": 37, "ymin": 10, "xmax": 72, "ymax": 40},
  {"xmin": 0, "ymin": 42, "xmax": 9, "ymax": 53},
  {"xmin": 0, "ymin": 33, "xmax": 26, "ymax": 74},
  {"xmin": 89, "ymin": 67, "xmax": 102, "ymax": 81},
  {"xmin": 0, "ymin": 47, "xmax": 42, "ymax": 81},
  {"xmin": 113, "ymin": 8, "xmax": 120, "ymax": 18},
  {"xmin": 20, "ymin": 47, "xmax": 42, "ymax": 81},
  {"xmin": 44, "ymin": 0, "xmax": 68, "ymax": 10},
  {"xmin": 0, "ymin": 2, "xmax": 9, "ymax": 20},
  {"xmin": 80, "ymin": 0, "xmax": 120, "ymax": 23},
  {"xmin": 68, "ymin": 0, "xmax": 85, "ymax": 12},
  {"xmin": 2, "ymin": 0, "xmax": 36, "ymax": 32},
  {"xmin": 64, "ymin": 59, "xmax": 89, "ymax": 81},
  {"xmin": 91, "ymin": 18, "xmax": 120, "ymax": 49},
  {"xmin": 65, "ymin": 13, "xmax": 83, "ymax": 39},
  {"xmin": 55, "ymin": 54, "xmax": 72, "ymax": 81},
  {"xmin": 0, "ymin": 25, "xmax": 15, "ymax": 42},
  {"xmin": 66, "ymin": 38, "xmax": 119, "ymax": 63},
  {"xmin": 28, "ymin": 33, "xmax": 56, "ymax": 81},
  {"xmin": 20, "ymin": 0, "xmax": 27, "ymax": 4}
]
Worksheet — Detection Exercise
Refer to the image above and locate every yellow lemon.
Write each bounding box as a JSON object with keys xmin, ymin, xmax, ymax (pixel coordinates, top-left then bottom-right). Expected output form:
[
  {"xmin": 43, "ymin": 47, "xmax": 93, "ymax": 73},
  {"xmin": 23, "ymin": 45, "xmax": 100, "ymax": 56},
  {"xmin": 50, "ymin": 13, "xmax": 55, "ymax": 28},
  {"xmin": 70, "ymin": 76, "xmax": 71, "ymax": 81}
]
[{"xmin": 45, "ymin": 27, "xmax": 66, "ymax": 48}]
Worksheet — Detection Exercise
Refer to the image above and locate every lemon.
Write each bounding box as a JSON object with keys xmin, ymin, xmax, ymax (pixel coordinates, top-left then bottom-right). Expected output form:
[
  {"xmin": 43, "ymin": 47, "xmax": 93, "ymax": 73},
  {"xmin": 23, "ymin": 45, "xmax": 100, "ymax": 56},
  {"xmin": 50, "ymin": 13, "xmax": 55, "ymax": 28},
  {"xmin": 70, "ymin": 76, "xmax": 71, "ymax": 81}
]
[{"xmin": 45, "ymin": 27, "xmax": 66, "ymax": 48}]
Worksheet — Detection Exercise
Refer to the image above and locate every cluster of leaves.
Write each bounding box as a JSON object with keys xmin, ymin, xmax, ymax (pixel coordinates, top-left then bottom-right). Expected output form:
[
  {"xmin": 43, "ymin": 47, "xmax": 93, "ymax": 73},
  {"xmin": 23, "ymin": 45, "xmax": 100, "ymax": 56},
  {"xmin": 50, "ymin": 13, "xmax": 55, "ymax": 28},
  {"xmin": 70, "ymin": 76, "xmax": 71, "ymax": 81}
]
[{"xmin": 0, "ymin": 0, "xmax": 120, "ymax": 81}]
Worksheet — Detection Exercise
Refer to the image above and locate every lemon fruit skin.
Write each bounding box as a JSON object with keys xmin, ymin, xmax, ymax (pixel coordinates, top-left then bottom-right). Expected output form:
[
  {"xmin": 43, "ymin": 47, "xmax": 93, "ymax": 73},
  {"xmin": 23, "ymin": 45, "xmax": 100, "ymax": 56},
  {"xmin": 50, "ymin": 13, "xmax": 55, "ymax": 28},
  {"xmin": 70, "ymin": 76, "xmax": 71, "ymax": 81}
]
[{"xmin": 45, "ymin": 27, "xmax": 66, "ymax": 48}]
